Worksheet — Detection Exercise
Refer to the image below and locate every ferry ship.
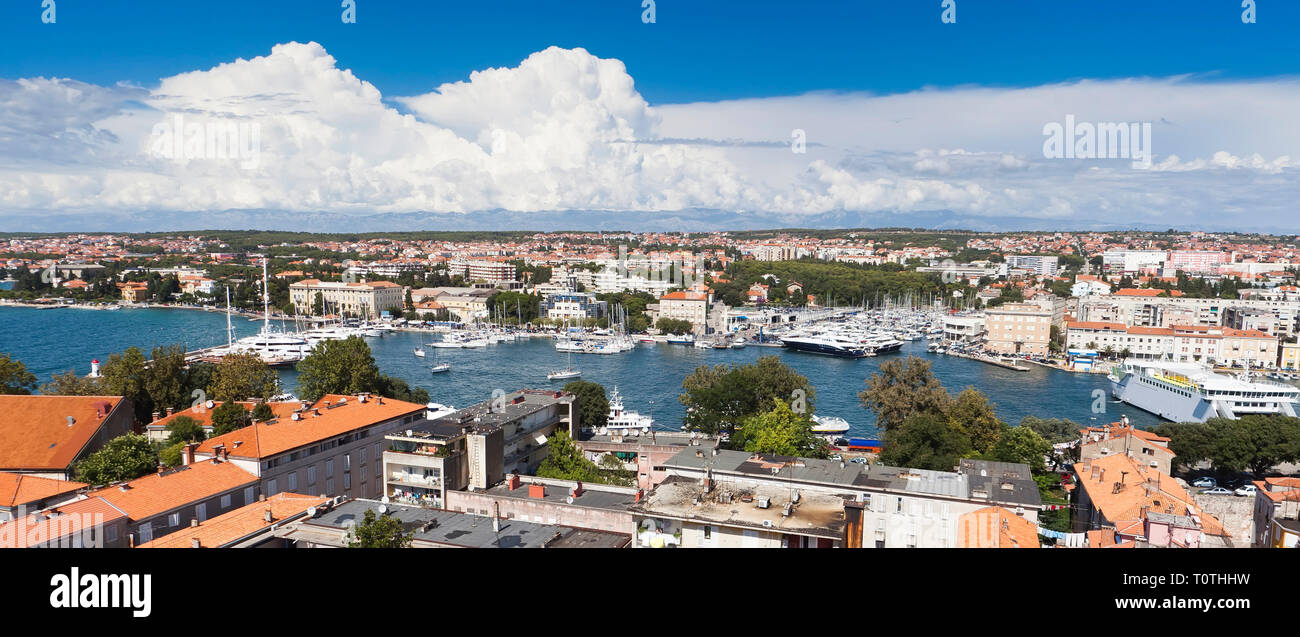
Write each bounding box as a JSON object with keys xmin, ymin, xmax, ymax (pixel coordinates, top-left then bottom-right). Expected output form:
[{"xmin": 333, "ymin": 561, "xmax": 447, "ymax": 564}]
[{"xmin": 1108, "ymin": 360, "xmax": 1300, "ymax": 422}]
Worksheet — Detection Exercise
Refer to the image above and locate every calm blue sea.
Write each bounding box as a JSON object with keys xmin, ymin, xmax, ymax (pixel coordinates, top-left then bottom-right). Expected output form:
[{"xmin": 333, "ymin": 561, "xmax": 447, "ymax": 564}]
[{"xmin": 0, "ymin": 306, "xmax": 1162, "ymax": 436}]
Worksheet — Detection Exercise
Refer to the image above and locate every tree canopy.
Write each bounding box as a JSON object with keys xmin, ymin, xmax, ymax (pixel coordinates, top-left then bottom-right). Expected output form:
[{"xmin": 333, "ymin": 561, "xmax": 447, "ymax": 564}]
[
  {"xmin": 563, "ymin": 380, "xmax": 609, "ymax": 433},
  {"xmin": 536, "ymin": 430, "xmax": 633, "ymax": 486},
  {"xmin": 859, "ymin": 356, "xmax": 952, "ymax": 432},
  {"xmin": 733, "ymin": 398, "xmax": 826, "ymax": 457},
  {"xmin": 296, "ymin": 336, "xmax": 382, "ymax": 401},
  {"xmin": 0, "ymin": 353, "xmax": 37, "ymax": 395},
  {"xmin": 679, "ymin": 355, "xmax": 815, "ymax": 437},
  {"xmin": 208, "ymin": 352, "xmax": 279, "ymax": 402},
  {"xmin": 1156, "ymin": 416, "xmax": 1300, "ymax": 475},
  {"xmin": 74, "ymin": 434, "xmax": 158, "ymax": 486},
  {"xmin": 210, "ymin": 401, "xmax": 251, "ymax": 436},
  {"xmin": 348, "ymin": 509, "xmax": 414, "ymax": 548}
]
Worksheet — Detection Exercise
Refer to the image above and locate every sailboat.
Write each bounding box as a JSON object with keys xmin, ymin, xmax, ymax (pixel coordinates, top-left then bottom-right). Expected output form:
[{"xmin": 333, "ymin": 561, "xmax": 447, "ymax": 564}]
[
  {"xmin": 430, "ymin": 348, "xmax": 450, "ymax": 373},
  {"xmin": 413, "ymin": 347, "xmax": 425, "ymax": 357},
  {"xmin": 548, "ymin": 341, "xmax": 581, "ymax": 380}
]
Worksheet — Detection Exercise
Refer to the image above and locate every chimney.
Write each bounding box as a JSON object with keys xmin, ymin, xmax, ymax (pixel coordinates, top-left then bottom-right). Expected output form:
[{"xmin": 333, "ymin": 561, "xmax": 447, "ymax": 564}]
[
  {"xmin": 259, "ymin": 493, "xmax": 266, "ymax": 502},
  {"xmin": 263, "ymin": 509, "xmax": 273, "ymax": 522},
  {"xmin": 573, "ymin": 481, "xmax": 583, "ymax": 497},
  {"xmin": 151, "ymin": 411, "xmax": 161, "ymax": 423},
  {"xmin": 635, "ymin": 489, "xmax": 644, "ymax": 503},
  {"xmin": 528, "ymin": 484, "xmax": 546, "ymax": 499},
  {"xmin": 191, "ymin": 538, "xmax": 201, "ymax": 548},
  {"xmin": 190, "ymin": 518, "xmax": 199, "ymax": 527},
  {"xmin": 182, "ymin": 442, "xmax": 198, "ymax": 466},
  {"xmin": 507, "ymin": 474, "xmax": 520, "ymax": 491},
  {"xmin": 165, "ymin": 407, "xmax": 175, "ymax": 417}
]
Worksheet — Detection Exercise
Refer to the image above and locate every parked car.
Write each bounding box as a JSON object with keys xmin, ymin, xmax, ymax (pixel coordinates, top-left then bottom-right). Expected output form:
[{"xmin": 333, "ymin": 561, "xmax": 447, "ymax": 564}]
[
  {"xmin": 828, "ymin": 454, "xmax": 843, "ymax": 461},
  {"xmin": 1200, "ymin": 487, "xmax": 1232, "ymax": 496},
  {"xmin": 1191, "ymin": 477, "xmax": 1217, "ymax": 488},
  {"xmin": 851, "ymin": 457, "xmax": 868, "ymax": 464},
  {"xmin": 1234, "ymin": 484, "xmax": 1258, "ymax": 497}
]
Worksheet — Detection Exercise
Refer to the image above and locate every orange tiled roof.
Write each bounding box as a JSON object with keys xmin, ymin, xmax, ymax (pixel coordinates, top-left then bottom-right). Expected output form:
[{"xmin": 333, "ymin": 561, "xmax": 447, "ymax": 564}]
[
  {"xmin": 1073, "ymin": 455, "xmax": 1226, "ymax": 537},
  {"xmin": 957, "ymin": 506, "xmax": 1040, "ymax": 548},
  {"xmin": 92, "ymin": 458, "xmax": 257, "ymax": 522},
  {"xmin": 0, "ymin": 472, "xmax": 88, "ymax": 508},
  {"xmin": 0, "ymin": 396, "xmax": 125, "ymax": 471},
  {"xmin": 137, "ymin": 492, "xmax": 329, "ymax": 548},
  {"xmin": 194, "ymin": 394, "xmax": 425, "ymax": 460},
  {"xmin": 0, "ymin": 496, "xmax": 127, "ymax": 548},
  {"xmin": 1067, "ymin": 321, "xmax": 1126, "ymax": 331}
]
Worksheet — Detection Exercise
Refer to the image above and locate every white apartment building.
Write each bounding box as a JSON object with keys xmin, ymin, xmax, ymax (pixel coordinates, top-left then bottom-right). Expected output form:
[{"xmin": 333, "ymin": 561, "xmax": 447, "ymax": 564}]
[
  {"xmin": 1005, "ymin": 255, "xmax": 1059, "ymax": 276},
  {"xmin": 289, "ymin": 279, "xmax": 404, "ymax": 318},
  {"xmin": 1101, "ymin": 250, "xmax": 1166, "ymax": 274},
  {"xmin": 655, "ymin": 290, "xmax": 710, "ymax": 333},
  {"xmin": 449, "ymin": 259, "xmax": 517, "ymax": 283}
]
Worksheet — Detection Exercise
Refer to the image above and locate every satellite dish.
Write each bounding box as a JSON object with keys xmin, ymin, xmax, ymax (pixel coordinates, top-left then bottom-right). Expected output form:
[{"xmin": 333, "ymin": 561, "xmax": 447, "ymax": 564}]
[
  {"xmin": 377, "ymin": 505, "xmax": 388, "ymax": 515},
  {"xmin": 566, "ymin": 496, "xmax": 574, "ymax": 504}
]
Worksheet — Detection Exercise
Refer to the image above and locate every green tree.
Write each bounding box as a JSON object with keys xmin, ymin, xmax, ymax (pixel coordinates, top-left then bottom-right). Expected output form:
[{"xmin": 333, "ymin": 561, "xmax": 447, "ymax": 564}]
[
  {"xmin": 208, "ymin": 352, "xmax": 279, "ymax": 401},
  {"xmin": 679, "ymin": 355, "xmax": 815, "ymax": 437},
  {"xmin": 655, "ymin": 317, "xmax": 694, "ymax": 334},
  {"xmin": 536, "ymin": 430, "xmax": 632, "ymax": 486},
  {"xmin": 251, "ymin": 402, "xmax": 275, "ymax": 422},
  {"xmin": 1153, "ymin": 422, "xmax": 1218, "ymax": 473},
  {"xmin": 158, "ymin": 441, "xmax": 186, "ymax": 468},
  {"xmin": 879, "ymin": 411, "xmax": 972, "ymax": 472},
  {"xmin": 0, "ymin": 354, "xmax": 37, "ymax": 394},
  {"xmin": 144, "ymin": 344, "xmax": 190, "ymax": 413},
  {"xmin": 165, "ymin": 415, "xmax": 207, "ymax": 445},
  {"xmin": 210, "ymin": 401, "xmax": 251, "ymax": 436},
  {"xmin": 377, "ymin": 374, "xmax": 430, "ymax": 404},
  {"xmin": 859, "ymin": 356, "xmax": 952, "ymax": 432},
  {"xmin": 41, "ymin": 370, "xmax": 106, "ymax": 396},
  {"xmin": 74, "ymin": 434, "xmax": 158, "ymax": 486},
  {"xmin": 563, "ymin": 380, "xmax": 609, "ymax": 433},
  {"xmin": 733, "ymin": 399, "xmax": 825, "ymax": 457},
  {"xmin": 296, "ymin": 337, "xmax": 381, "ymax": 401},
  {"xmin": 989, "ymin": 425, "xmax": 1053, "ymax": 471},
  {"xmin": 348, "ymin": 509, "xmax": 414, "ymax": 548},
  {"xmin": 99, "ymin": 346, "xmax": 151, "ymax": 422},
  {"xmin": 947, "ymin": 387, "xmax": 1003, "ymax": 454},
  {"xmin": 1019, "ymin": 416, "xmax": 1082, "ymax": 444}
]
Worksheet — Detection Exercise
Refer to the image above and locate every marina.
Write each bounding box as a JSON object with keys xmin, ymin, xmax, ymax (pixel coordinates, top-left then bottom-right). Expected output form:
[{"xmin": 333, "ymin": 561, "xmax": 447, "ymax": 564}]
[{"xmin": 0, "ymin": 304, "xmax": 1168, "ymax": 438}]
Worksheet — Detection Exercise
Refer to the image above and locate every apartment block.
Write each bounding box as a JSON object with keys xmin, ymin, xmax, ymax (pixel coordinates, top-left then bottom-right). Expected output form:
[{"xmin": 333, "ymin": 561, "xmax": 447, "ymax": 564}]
[
  {"xmin": 194, "ymin": 393, "xmax": 428, "ymax": 502},
  {"xmin": 985, "ymin": 303, "xmax": 1052, "ymax": 356},
  {"xmin": 289, "ymin": 279, "xmax": 404, "ymax": 319}
]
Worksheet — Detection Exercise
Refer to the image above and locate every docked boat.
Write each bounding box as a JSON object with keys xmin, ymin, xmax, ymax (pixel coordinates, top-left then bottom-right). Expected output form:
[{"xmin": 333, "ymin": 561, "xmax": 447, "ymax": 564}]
[
  {"xmin": 413, "ymin": 348, "xmax": 425, "ymax": 358},
  {"xmin": 1109, "ymin": 359, "xmax": 1300, "ymax": 422},
  {"xmin": 780, "ymin": 332, "xmax": 870, "ymax": 358},
  {"xmin": 598, "ymin": 387, "xmax": 654, "ymax": 436},
  {"xmin": 811, "ymin": 414, "xmax": 851, "ymax": 443},
  {"xmin": 664, "ymin": 334, "xmax": 695, "ymax": 345}
]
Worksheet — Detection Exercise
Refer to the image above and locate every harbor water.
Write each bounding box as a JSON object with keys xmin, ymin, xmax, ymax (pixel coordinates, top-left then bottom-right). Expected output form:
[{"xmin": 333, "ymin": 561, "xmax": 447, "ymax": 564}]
[{"xmin": 0, "ymin": 305, "xmax": 1162, "ymax": 436}]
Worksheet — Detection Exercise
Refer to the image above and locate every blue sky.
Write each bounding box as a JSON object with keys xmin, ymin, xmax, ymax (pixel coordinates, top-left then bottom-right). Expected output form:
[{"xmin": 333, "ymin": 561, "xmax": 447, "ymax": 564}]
[
  {"xmin": 3, "ymin": 0, "xmax": 1298, "ymax": 103},
  {"xmin": 2, "ymin": 0, "xmax": 1300, "ymax": 232}
]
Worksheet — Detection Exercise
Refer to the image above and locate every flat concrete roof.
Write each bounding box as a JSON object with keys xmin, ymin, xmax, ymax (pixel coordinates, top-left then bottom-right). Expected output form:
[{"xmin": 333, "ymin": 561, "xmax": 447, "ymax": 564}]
[
  {"xmin": 294, "ymin": 499, "xmax": 628, "ymax": 548},
  {"xmin": 483, "ymin": 481, "xmax": 638, "ymax": 513},
  {"xmin": 630, "ymin": 476, "xmax": 847, "ymax": 539}
]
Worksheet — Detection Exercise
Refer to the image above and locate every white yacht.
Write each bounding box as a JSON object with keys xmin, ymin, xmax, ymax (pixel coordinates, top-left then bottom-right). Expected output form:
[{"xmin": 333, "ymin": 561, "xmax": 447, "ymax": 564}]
[
  {"xmin": 598, "ymin": 387, "xmax": 654, "ymax": 436},
  {"xmin": 810, "ymin": 414, "xmax": 851, "ymax": 443},
  {"xmin": 1109, "ymin": 359, "xmax": 1300, "ymax": 422}
]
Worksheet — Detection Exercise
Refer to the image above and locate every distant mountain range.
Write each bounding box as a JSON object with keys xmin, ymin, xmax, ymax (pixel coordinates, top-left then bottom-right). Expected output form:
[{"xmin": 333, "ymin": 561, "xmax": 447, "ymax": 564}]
[{"xmin": 0, "ymin": 208, "xmax": 1294, "ymax": 235}]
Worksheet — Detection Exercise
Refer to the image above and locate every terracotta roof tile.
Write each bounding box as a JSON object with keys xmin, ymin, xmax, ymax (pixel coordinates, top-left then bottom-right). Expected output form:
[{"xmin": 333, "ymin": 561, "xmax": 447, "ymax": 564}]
[
  {"xmin": 92, "ymin": 459, "xmax": 258, "ymax": 521},
  {"xmin": 0, "ymin": 395, "xmax": 126, "ymax": 471},
  {"xmin": 0, "ymin": 472, "xmax": 88, "ymax": 508},
  {"xmin": 195, "ymin": 394, "xmax": 425, "ymax": 460},
  {"xmin": 137, "ymin": 493, "xmax": 329, "ymax": 548}
]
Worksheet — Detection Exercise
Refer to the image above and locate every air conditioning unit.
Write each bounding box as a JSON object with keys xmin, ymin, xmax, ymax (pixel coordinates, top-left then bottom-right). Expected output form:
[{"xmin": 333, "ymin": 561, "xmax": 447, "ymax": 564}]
[{"xmin": 761, "ymin": 520, "xmax": 773, "ymax": 528}]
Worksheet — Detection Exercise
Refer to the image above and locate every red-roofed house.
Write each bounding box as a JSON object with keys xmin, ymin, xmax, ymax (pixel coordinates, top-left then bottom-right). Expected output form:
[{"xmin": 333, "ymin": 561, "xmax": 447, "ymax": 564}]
[
  {"xmin": 193, "ymin": 394, "xmax": 427, "ymax": 501},
  {"xmin": 0, "ymin": 473, "xmax": 88, "ymax": 522},
  {"xmin": 0, "ymin": 395, "xmax": 135, "ymax": 480},
  {"xmin": 137, "ymin": 492, "xmax": 333, "ymax": 548},
  {"xmin": 1251, "ymin": 477, "xmax": 1300, "ymax": 548}
]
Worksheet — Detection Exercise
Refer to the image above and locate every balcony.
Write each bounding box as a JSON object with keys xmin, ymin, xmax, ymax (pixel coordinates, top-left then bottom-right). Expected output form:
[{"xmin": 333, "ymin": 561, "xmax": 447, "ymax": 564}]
[{"xmin": 387, "ymin": 472, "xmax": 442, "ymax": 489}]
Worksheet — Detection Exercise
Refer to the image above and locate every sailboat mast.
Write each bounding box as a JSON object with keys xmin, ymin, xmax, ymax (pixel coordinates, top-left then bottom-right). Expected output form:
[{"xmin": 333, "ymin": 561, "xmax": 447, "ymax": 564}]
[{"xmin": 261, "ymin": 257, "xmax": 270, "ymax": 333}]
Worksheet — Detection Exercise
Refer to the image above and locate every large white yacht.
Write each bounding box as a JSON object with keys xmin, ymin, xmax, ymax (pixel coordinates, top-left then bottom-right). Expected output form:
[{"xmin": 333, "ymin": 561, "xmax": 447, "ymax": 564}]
[
  {"xmin": 1109, "ymin": 359, "xmax": 1300, "ymax": 422},
  {"xmin": 597, "ymin": 387, "xmax": 655, "ymax": 436}
]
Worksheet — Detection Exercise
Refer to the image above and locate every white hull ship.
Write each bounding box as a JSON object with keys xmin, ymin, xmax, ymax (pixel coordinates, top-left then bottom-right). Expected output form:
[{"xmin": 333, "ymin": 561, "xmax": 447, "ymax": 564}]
[
  {"xmin": 1109, "ymin": 359, "xmax": 1300, "ymax": 422},
  {"xmin": 596, "ymin": 387, "xmax": 654, "ymax": 436}
]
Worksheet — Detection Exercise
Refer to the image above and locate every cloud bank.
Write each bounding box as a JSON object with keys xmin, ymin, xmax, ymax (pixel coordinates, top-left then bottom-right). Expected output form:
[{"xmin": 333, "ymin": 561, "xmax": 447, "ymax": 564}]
[{"xmin": 1, "ymin": 42, "xmax": 1298, "ymax": 231}]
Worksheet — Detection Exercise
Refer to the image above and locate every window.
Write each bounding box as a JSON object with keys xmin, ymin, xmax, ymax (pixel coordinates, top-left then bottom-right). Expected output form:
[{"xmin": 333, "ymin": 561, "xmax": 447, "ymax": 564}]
[
  {"xmin": 344, "ymin": 474, "xmax": 351, "ymax": 491},
  {"xmin": 344, "ymin": 453, "xmax": 351, "ymax": 472},
  {"xmin": 168, "ymin": 512, "xmax": 180, "ymax": 527},
  {"xmin": 326, "ymin": 459, "xmax": 335, "ymax": 476},
  {"xmin": 307, "ymin": 466, "xmax": 317, "ymax": 486},
  {"xmin": 196, "ymin": 503, "xmax": 207, "ymax": 523},
  {"xmin": 138, "ymin": 522, "xmax": 152, "ymax": 543},
  {"xmin": 326, "ymin": 478, "xmax": 335, "ymax": 494},
  {"xmin": 220, "ymin": 494, "xmax": 231, "ymax": 509},
  {"xmin": 288, "ymin": 472, "xmax": 298, "ymax": 491},
  {"xmin": 267, "ymin": 479, "xmax": 278, "ymax": 497},
  {"xmin": 106, "ymin": 525, "xmax": 118, "ymax": 544},
  {"xmin": 243, "ymin": 487, "xmax": 255, "ymax": 505}
]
